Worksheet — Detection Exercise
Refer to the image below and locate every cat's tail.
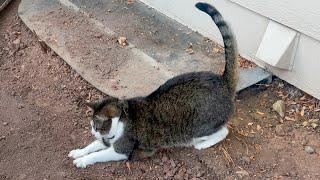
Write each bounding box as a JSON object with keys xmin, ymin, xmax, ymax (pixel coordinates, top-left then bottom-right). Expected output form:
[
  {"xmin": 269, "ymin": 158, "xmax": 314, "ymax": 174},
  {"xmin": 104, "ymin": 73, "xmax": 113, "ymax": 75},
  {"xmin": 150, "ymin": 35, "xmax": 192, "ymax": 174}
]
[{"xmin": 195, "ymin": 2, "xmax": 238, "ymax": 92}]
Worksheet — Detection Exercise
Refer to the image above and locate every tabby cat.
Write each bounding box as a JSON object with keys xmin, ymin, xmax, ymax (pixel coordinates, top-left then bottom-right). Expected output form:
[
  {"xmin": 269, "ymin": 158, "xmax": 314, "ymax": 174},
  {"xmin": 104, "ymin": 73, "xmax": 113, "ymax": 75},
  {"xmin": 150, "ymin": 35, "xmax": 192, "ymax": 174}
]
[{"xmin": 69, "ymin": 2, "xmax": 238, "ymax": 168}]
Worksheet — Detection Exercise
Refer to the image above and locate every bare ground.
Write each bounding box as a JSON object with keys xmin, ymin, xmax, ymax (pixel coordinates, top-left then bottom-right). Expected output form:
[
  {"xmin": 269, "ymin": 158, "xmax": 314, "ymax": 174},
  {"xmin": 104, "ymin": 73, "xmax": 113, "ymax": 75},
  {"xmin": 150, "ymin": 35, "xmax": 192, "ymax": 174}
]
[{"xmin": 0, "ymin": 1, "xmax": 319, "ymax": 179}]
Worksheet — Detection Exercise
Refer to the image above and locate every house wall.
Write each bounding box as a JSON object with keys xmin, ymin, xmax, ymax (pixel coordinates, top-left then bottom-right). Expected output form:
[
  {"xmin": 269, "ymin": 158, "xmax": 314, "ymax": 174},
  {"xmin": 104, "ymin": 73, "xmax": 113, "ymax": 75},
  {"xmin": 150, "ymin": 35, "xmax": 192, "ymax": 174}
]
[{"xmin": 140, "ymin": 0, "xmax": 320, "ymax": 99}]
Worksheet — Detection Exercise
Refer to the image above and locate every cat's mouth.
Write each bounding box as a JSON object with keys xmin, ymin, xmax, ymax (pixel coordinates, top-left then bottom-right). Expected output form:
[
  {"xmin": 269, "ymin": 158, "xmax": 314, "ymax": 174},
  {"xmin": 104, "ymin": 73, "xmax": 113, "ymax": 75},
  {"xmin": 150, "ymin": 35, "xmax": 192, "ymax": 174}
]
[{"xmin": 106, "ymin": 135, "xmax": 115, "ymax": 140}]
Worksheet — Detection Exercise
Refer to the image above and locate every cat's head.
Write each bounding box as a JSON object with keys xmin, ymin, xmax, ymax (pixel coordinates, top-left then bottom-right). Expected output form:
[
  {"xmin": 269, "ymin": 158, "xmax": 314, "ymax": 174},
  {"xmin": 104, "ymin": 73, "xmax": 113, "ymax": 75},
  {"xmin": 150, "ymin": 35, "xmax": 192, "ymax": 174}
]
[{"xmin": 85, "ymin": 97, "xmax": 128, "ymax": 141}]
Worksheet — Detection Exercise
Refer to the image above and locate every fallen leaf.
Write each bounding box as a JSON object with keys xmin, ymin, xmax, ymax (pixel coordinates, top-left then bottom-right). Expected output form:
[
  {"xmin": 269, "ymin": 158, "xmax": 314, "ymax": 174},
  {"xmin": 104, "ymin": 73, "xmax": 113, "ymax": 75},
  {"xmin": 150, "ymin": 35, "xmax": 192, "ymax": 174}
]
[
  {"xmin": 185, "ymin": 44, "xmax": 194, "ymax": 54},
  {"xmin": 239, "ymin": 57, "xmax": 257, "ymax": 68},
  {"xmin": 309, "ymin": 119, "xmax": 319, "ymax": 123},
  {"xmin": 126, "ymin": 162, "xmax": 132, "ymax": 172},
  {"xmin": 257, "ymin": 111, "xmax": 265, "ymax": 115},
  {"xmin": 127, "ymin": 0, "xmax": 135, "ymax": 4},
  {"xmin": 300, "ymin": 95, "xmax": 307, "ymax": 101},
  {"xmin": 285, "ymin": 116, "xmax": 295, "ymax": 121},
  {"xmin": 302, "ymin": 121, "xmax": 308, "ymax": 127},
  {"xmin": 300, "ymin": 107, "xmax": 305, "ymax": 116},
  {"xmin": 311, "ymin": 123, "xmax": 318, "ymax": 129},
  {"xmin": 236, "ymin": 169, "xmax": 249, "ymax": 177},
  {"xmin": 257, "ymin": 125, "xmax": 262, "ymax": 131},
  {"xmin": 118, "ymin": 36, "xmax": 128, "ymax": 47},
  {"xmin": 273, "ymin": 100, "xmax": 286, "ymax": 117}
]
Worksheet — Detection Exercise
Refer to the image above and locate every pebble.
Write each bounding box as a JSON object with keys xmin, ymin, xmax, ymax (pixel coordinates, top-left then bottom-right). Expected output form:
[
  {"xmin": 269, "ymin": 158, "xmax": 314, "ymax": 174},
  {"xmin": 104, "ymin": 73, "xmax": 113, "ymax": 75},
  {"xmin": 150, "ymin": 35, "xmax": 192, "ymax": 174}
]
[
  {"xmin": 2, "ymin": 122, "xmax": 8, "ymax": 126},
  {"xmin": 275, "ymin": 125, "xmax": 286, "ymax": 136},
  {"xmin": 241, "ymin": 156, "xmax": 251, "ymax": 164},
  {"xmin": 12, "ymin": 38, "xmax": 21, "ymax": 45},
  {"xmin": 304, "ymin": 146, "xmax": 315, "ymax": 154},
  {"xmin": 17, "ymin": 104, "xmax": 24, "ymax": 109},
  {"xmin": 169, "ymin": 159, "xmax": 176, "ymax": 167},
  {"xmin": 273, "ymin": 100, "xmax": 285, "ymax": 117},
  {"xmin": 196, "ymin": 171, "xmax": 205, "ymax": 177},
  {"xmin": 161, "ymin": 156, "xmax": 169, "ymax": 162},
  {"xmin": 174, "ymin": 170, "xmax": 185, "ymax": 180},
  {"xmin": 0, "ymin": 136, "xmax": 6, "ymax": 140},
  {"xmin": 301, "ymin": 137, "xmax": 308, "ymax": 146}
]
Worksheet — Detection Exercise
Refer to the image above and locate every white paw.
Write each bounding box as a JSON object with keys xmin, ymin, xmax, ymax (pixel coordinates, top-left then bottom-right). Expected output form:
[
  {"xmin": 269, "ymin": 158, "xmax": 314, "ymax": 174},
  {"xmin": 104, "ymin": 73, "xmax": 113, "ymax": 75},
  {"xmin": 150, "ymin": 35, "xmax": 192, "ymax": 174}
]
[
  {"xmin": 73, "ymin": 157, "xmax": 89, "ymax": 168},
  {"xmin": 194, "ymin": 143, "xmax": 210, "ymax": 150},
  {"xmin": 194, "ymin": 144, "xmax": 205, "ymax": 150},
  {"xmin": 68, "ymin": 149, "xmax": 85, "ymax": 159}
]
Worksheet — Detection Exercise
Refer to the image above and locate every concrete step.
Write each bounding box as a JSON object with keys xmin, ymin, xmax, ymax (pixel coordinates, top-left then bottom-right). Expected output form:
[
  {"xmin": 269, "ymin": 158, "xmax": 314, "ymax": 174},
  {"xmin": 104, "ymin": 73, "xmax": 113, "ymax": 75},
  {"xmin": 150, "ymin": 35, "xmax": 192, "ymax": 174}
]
[{"xmin": 19, "ymin": 0, "xmax": 271, "ymax": 98}]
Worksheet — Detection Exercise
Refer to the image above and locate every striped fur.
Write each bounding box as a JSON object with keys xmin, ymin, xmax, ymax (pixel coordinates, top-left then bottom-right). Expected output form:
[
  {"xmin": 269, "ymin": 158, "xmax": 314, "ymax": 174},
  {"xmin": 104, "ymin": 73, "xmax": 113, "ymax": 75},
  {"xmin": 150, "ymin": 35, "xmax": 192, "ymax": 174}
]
[{"xmin": 195, "ymin": 2, "xmax": 238, "ymax": 93}]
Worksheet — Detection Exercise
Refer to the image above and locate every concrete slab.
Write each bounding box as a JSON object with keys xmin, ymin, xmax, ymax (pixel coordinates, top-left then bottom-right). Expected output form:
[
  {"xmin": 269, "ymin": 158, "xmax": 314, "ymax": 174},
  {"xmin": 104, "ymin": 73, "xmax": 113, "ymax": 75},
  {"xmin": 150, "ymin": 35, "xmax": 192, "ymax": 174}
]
[{"xmin": 18, "ymin": 0, "xmax": 271, "ymax": 98}]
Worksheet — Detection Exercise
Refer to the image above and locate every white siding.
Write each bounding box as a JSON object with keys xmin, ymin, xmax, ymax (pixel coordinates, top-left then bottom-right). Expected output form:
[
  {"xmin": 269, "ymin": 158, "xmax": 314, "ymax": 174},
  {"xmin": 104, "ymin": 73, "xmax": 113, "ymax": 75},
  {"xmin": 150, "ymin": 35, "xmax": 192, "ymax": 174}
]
[
  {"xmin": 140, "ymin": 0, "xmax": 320, "ymax": 99},
  {"xmin": 231, "ymin": 0, "xmax": 320, "ymax": 41}
]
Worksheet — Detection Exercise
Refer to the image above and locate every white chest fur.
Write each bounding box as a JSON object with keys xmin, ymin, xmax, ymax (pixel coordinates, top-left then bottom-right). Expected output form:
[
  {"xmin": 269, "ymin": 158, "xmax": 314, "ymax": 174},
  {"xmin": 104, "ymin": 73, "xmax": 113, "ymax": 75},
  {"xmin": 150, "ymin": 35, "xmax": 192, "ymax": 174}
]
[{"xmin": 90, "ymin": 117, "xmax": 125, "ymax": 145}]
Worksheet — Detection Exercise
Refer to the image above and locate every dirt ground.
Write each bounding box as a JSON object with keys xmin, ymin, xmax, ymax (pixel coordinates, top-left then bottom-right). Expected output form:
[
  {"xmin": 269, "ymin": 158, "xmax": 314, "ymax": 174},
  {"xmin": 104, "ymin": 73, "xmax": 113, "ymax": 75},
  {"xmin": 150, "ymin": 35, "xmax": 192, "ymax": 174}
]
[{"xmin": 1, "ymin": 1, "xmax": 319, "ymax": 180}]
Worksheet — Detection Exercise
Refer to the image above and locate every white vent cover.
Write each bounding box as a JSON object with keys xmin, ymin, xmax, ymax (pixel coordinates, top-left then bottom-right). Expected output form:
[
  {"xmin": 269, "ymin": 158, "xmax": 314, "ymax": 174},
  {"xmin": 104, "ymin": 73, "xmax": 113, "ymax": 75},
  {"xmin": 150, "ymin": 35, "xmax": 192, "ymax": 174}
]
[{"xmin": 256, "ymin": 20, "xmax": 299, "ymax": 70}]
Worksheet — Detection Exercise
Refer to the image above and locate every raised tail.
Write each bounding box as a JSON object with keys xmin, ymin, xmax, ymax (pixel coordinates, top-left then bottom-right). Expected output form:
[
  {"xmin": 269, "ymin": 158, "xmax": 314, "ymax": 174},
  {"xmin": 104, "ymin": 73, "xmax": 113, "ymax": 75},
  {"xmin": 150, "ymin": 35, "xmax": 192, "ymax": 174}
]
[{"xmin": 195, "ymin": 2, "xmax": 238, "ymax": 92}]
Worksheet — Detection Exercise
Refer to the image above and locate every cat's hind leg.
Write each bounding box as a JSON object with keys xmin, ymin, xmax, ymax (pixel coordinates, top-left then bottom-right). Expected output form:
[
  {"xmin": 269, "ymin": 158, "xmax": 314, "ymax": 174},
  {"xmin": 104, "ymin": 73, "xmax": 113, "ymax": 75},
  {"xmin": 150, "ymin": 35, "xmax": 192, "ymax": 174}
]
[
  {"xmin": 68, "ymin": 140, "xmax": 107, "ymax": 159},
  {"xmin": 193, "ymin": 126, "xmax": 229, "ymax": 150},
  {"xmin": 73, "ymin": 146, "xmax": 128, "ymax": 168}
]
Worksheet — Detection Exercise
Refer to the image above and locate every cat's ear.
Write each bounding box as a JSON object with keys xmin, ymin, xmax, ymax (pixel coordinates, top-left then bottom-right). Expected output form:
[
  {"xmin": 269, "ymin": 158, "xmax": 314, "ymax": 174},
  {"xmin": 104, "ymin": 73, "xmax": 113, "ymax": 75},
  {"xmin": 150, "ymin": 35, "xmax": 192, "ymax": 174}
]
[
  {"xmin": 85, "ymin": 101, "xmax": 98, "ymax": 111},
  {"xmin": 85, "ymin": 99, "xmax": 107, "ymax": 111}
]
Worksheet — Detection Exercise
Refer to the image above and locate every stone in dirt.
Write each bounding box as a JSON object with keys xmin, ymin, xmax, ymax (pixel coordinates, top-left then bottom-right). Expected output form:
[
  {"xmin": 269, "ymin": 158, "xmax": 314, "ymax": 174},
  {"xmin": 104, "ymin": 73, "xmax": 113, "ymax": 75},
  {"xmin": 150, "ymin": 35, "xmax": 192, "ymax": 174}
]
[
  {"xmin": 304, "ymin": 146, "xmax": 315, "ymax": 154},
  {"xmin": 12, "ymin": 38, "xmax": 21, "ymax": 45},
  {"xmin": 275, "ymin": 125, "xmax": 286, "ymax": 136},
  {"xmin": 241, "ymin": 156, "xmax": 251, "ymax": 164},
  {"xmin": 273, "ymin": 100, "xmax": 286, "ymax": 117}
]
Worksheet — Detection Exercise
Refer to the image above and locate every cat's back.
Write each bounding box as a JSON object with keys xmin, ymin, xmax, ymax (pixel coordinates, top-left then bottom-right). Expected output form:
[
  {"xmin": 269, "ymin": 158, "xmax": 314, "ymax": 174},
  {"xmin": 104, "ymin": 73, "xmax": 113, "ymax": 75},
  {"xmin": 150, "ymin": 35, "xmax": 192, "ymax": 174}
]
[{"xmin": 146, "ymin": 71, "xmax": 228, "ymax": 100}]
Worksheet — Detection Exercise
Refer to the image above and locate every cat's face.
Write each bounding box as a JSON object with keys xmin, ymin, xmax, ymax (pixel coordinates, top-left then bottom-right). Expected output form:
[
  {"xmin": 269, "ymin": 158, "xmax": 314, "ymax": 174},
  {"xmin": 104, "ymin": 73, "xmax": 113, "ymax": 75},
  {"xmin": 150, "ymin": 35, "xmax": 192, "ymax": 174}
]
[{"xmin": 86, "ymin": 97, "xmax": 126, "ymax": 141}]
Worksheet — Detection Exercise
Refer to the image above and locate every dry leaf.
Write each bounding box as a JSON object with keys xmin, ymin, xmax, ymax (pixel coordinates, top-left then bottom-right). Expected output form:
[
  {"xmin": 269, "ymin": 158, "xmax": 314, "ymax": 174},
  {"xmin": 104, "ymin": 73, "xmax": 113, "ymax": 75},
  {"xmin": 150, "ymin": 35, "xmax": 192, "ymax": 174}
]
[
  {"xmin": 239, "ymin": 57, "xmax": 257, "ymax": 68},
  {"xmin": 285, "ymin": 116, "xmax": 295, "ymax": 121},
  {"xmin": 300, "ymin": 107, "xmax": 305, "ymax": 116},
  {"xmin": 257, "ymin": 111, "xmax": 265, "ymax": 115},
  {"xmin": 127, "ymin": 0, "xmax": 135, "ymax": 4},
  {"xmin": 236, "ymin": 169, "xmax": 249, "ymax": 177},
  {"xmin": 302, "ymin": 121, "xmax": 308, "ymax": 127},
  {"xmin": 300, "ymin": 95, "xmax": 307, "ymax": 101},
  {"xmin": 257, "ymin": 125, "xmax": 262, "ymax": 131},
  {"xmin": 311, "ymin": 123, "xmax": 318, "ymax": 129},
  {"xmin": 185, "ymin": 44, "xmax": 194, "ymax": 54},
  {"xmin": 118, "ymin": 36, "xmax": 128, "ymax": 47},
  {"xmin": 126, "ymin": 162, "xmax": 132, "ymax": 172},
  {"xmin": 309, "ymin": 119, "xmax": 319, "ymax": 123}
]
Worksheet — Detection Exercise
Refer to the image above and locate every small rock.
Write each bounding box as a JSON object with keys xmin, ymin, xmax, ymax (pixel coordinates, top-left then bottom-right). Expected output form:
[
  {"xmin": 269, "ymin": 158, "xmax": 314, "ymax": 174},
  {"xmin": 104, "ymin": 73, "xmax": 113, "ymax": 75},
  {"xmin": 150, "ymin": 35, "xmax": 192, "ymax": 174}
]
[
  {"xmin": 275, "ymin": 125, "xmax": 286, "ymax": 136},
  {"xmin": 17, "ymin": 104, "xmax": 24, "ymax": 109},
  {"xmin": 2, "ymin": 122, "xmax": 8, "ymax": 126},
  {"xmin": 196, "ymin": 171, "xmax": 204, "ymax": 177},
  {"xmin": 12, "ymin": 38, "xmax": 21, "ymax": 45},
  {"xmin": 18, "ymin": 173, "xmax": 27, "ymax": 180},
  {"xmin": 0, "ymin": 136, "xmax": 6, "ymax": 141},
  {"xmin": 117, "ymin": 36, "xmax": 128, "ymax": 47},
  {"xmin": 241, "ymin": 156, "xmax": 251, "ymax": 164},
  {"xmin": 164, "ymin": 170, "xmax": 174, "ymax": 178},
  {"xmin": 301, "ymin": 137, "xmax": 308, "ymax": 146},
  {"xmin": 174, "ymin": 170, "xmax": 185, "ymax": 180},
  {"xmin": 304, "ymin": 146, "xmax": 315, "ymax": 154},
  {"xmin": 161, "ymin": 156, "xmax": 169, "ymax": 162},
  {"xmin": 169, "ymin": 159, "xmax": 176, "ymax": 167},
  {"xmin": 273, "ymin": 100, "xmax": 286, "ymax": 117}
]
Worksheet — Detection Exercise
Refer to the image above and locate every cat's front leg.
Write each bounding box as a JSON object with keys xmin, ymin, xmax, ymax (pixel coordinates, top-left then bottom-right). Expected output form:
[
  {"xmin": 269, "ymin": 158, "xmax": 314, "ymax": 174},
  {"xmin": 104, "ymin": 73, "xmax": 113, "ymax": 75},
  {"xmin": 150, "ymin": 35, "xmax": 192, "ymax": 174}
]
[
  {"xmin": 68, "ymin": 140, "xmax": 107, "ymax": 159},
  {"xmin": 73, "ymin": 146, "xmax": 128, "ymax": 168}
]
